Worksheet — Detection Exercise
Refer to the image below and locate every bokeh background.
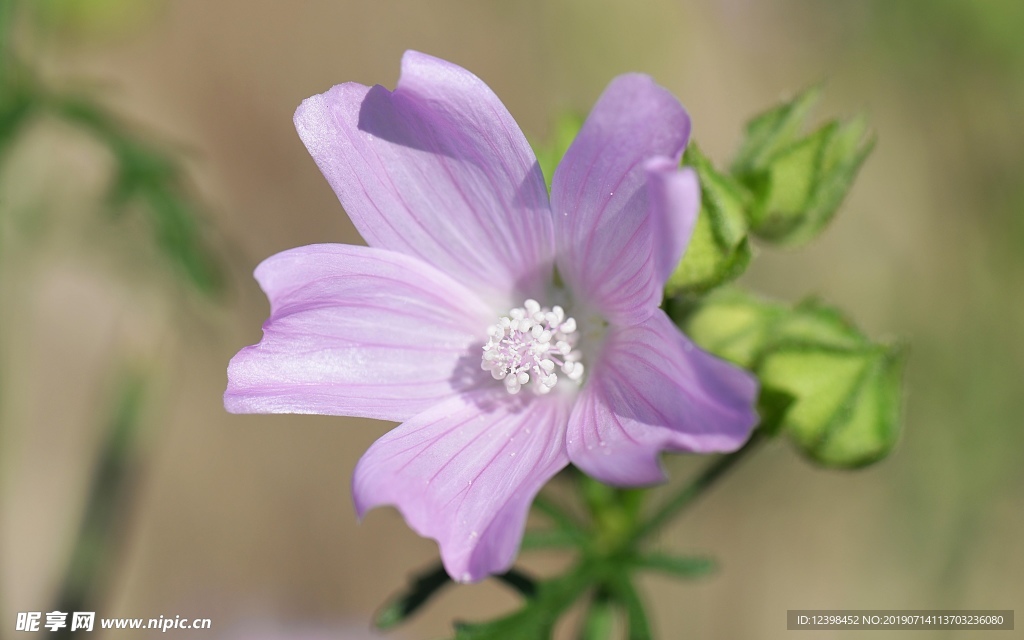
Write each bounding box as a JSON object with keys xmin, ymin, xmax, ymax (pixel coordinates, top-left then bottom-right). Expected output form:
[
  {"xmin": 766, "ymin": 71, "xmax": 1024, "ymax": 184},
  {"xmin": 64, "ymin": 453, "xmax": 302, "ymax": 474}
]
[{"xmin": 2, "ymin": 1, "xmax": 1022, "ymax": 638}]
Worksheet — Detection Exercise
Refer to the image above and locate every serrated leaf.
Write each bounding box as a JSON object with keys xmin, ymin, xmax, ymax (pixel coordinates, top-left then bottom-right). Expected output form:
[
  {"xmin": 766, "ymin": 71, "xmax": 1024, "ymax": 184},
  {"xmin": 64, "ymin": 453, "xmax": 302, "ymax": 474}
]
[{"xmin": 667, "ymin": 144, "xmax": 753, "ymax": 295}]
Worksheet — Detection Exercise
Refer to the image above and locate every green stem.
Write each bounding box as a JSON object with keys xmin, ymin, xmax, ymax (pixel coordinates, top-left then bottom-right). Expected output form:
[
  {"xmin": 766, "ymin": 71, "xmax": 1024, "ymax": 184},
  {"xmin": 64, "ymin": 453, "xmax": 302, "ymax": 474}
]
[
  {"xmin": 632, "ymin": 430, "xmax": 765, "ymax": 543},
  {"xmin": 452, "ymin": 562, "xmax": 598, "ymax": 639},
  {"xmin": 496, "ymin": 568, "xmax": 538, "ymax": 598},
  {"xmin": 531, "ymin": 493, "xmax": 587, "ymax": 535},
  {"xmin": 375, "ymin": 563, "xmax": 451, "ymax": 630},
  {"xmin": 521, "ymin": 528, "xmax": 581, "ymax": 550},
  {"xmin": 577, "ymin": 589, "xmax": 615, "ymax": 640},
  {"xmin": 52, "ymin": 373, "xmax": 147, "ymax": 639},
  {"xmin": 0, "ymin": 0, "xmax": 16, "ymax": 60},
  {"xmin": 607, "ymin": 576, "xmax": 652, "ymax": 640}
]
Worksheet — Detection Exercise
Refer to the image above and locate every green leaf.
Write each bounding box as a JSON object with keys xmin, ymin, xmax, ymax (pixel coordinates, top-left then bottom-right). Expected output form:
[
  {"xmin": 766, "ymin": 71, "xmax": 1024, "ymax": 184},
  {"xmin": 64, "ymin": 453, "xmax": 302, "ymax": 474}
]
[
  {"xmin": 666, "ymin": 144, "xmax": 753, "ymax": 296},
  {"xmin": 521, "ymin": 528, "xmax": 581, "ymax": 550},
  {"xmin": 0, "ymin": 59, "xmax": 38, "ymax": 158},
  {"xmin": 377, "ymin": 565, "xmax": 538, "ymax": 632},
  {"xmin": 0, "ymin": 87, "xmax": 34, "ymax": 155},
  {"xmin": 374, "ymin": 563, "xmax": 452, "ymax": 629},
  {"xmin": 731, "ymin": 87, "xmax": 874, "ymax": 247},
  {"xmin": 535, "ymin": 112, "xmax": 584, "ymax": 191},
  {"xmin": 49, "ymin": 93, "xmax": 226, "ymax": 297},
  {"xmin": 628, "ymin": 552, "xmax": 717, "ymax": 579},
  {"xmin": 453, "ymin": 565, "xmax": 594, "ymax": 640},
  {"xmin": 531, "ymin": 493, "xmax": 587, "ymax": 537},
  {"xmin": 495, "ymin": 568, "xmax": 538, "ymax": 598}
]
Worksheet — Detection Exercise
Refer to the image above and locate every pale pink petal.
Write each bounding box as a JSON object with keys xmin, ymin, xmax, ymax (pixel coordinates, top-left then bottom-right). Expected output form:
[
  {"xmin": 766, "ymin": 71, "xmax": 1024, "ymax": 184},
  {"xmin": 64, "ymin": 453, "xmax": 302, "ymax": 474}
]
[
  {"xmin": 353, "ymin": 390, "xmax": 571, "ymax": 582},
  {"xmin": 645, "ymin": 159, "xmax": 700, "ymax": 283},
  {"xmin": 551, "ymin": 74, "xmax": 692, "ymax": 325},
  {"xmin": 567, "ymin": 311, "xmax": 759, "ymax": 486},
  {"xmin": 225, "ymin": 244, "xmax": 492, "ymax": 422},
  {"xmin": 294, "ymin": 50, "xmax": 553, "ymax": 307}
]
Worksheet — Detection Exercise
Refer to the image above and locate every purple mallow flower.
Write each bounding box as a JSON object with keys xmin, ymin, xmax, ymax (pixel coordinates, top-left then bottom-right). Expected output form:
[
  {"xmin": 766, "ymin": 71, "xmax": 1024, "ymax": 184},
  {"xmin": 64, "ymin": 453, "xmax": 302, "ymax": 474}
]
[{"xmin": 225, "ymin": 51, "xmax": 758, "ymax": 582}]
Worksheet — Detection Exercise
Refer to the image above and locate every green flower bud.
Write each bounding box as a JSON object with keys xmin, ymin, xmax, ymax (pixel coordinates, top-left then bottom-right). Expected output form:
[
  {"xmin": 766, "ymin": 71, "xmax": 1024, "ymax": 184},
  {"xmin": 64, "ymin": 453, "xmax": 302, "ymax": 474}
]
[
  {"xmin": 731, "ymin": 87, "xmax": 875, "ymax": 247},
  {"xmin": 666, "ymin": 144, "xmax": 752, "ymax": 296},
  {"xmin": 679, "ymin": 289, "xmax": 904, "ymax": 468}
]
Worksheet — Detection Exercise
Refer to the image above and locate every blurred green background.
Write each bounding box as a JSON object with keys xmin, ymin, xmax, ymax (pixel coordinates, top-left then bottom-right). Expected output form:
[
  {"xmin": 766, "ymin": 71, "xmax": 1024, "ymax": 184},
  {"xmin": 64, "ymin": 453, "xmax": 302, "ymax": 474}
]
[{"xmin": 1, "ymin": 1, "xmax": 1021, "ymax": 638}]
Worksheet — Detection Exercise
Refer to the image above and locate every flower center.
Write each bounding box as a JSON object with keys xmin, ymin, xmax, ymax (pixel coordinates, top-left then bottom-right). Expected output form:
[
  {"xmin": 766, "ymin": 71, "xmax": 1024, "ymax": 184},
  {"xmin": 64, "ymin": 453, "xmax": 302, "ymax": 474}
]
[{"xmin": 480, "ymin": 299, "xmax": 584, "ymax": 395}]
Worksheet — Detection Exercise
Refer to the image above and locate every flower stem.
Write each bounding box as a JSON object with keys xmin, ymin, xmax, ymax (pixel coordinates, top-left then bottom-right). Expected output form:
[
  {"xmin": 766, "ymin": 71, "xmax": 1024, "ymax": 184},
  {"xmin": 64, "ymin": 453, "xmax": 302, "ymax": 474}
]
[
  {"xmin": 496, "ymin": 568, "xmax": 538, "ymax": 598},
  {"xmin": 52, "ymin": 373, "xmax": 147, "ymax": 639},
  {"xmin": 607, "ymin": 575, "xmax": 652, "ymax": 640},
  {"xmin": 631, "ymin": 430, "xmax": 766, "ymax": 544},
  {"xmin": 375, "ymin": 563, "xmax": 451, "ymax": 629},
  {"xmin": 532, "ymin": 493, "xmax": 588, "ymax": 535}
]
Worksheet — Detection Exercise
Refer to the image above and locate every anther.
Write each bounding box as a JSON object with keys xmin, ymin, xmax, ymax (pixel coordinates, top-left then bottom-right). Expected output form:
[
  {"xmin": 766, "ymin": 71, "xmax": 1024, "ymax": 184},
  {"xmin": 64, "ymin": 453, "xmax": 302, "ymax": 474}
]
[{"xmin": 480, "ymin": 300, "xmax": 584, "ymax": 395}]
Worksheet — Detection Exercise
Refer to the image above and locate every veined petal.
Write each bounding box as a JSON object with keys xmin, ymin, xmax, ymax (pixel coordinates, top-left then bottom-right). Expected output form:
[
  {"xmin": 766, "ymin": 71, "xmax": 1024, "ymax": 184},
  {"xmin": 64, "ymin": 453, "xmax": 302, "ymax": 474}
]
[
  {"xmin": 567, "ymin": 310, "xmax": 759, "ymax": 486},
  {"xmin": 353, "ymin": 390, "xmax": 571, "ymax": 582},
  {"xmin": 645, "ymin": 159, "xmax": 700, "ymax": 284},
  {"xmin": 294, "ymin": 50, "xmax": 554, "ymax": 307},
  {"xmin": 225, "ymin": 244, "xmax": 492, "ymax": 422},
  {"xmin": 551, "ymin": 74, "xmax": 692, "ymax": 325}
]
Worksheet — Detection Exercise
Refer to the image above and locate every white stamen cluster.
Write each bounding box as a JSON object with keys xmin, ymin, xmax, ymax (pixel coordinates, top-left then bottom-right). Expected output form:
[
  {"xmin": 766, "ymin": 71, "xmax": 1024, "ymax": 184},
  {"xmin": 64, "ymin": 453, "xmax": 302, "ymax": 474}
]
[{"xmin": 481, "ymin": 299, "xmax": 584, "ymax": 395}]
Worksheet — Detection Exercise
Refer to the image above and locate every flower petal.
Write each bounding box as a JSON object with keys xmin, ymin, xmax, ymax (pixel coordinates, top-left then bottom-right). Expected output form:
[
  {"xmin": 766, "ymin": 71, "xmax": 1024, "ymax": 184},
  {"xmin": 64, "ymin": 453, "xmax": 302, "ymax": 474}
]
[
  {"xmin": 645, "ymin": 159, "xmax": 700, "ymax": 284},
  {"xmin": 551, "ymin": 74, "xmax": 692, "ymax": 325},
  {"xmin": 225, "ymin": 244, "xmax": 493, "ymax": 422},
  {"xmin": 353, "ymin": 390, "xmax": 571, "ymax": 582},
  {"xmin": 567, "ymin": 310, "xmax": 759, "ymax": 486},
  {"xmin": 294, "ymin": 50, "xmax": 553, "ymax": 307}
]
